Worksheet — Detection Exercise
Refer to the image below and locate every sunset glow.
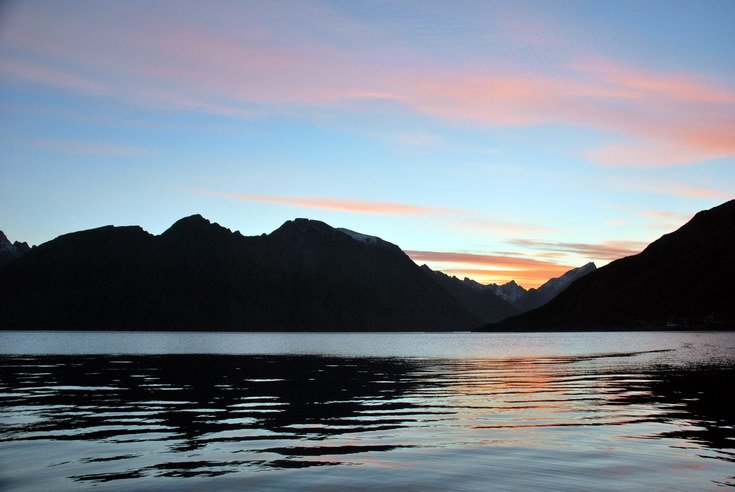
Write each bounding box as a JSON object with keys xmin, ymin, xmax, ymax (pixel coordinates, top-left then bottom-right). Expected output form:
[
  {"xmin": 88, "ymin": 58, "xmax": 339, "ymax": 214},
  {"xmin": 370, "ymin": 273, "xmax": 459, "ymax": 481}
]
[{"xmin": 1, "ymin": 1, "xmax": 733, "ymax": 288}]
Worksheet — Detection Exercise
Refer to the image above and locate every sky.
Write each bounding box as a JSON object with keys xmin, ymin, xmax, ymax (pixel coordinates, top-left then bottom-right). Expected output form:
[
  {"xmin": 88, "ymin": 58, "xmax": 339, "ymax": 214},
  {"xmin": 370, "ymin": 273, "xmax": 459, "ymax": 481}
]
[{"xmin": 1, "ymin": 0, "xmax": 733, "ymax": 288}]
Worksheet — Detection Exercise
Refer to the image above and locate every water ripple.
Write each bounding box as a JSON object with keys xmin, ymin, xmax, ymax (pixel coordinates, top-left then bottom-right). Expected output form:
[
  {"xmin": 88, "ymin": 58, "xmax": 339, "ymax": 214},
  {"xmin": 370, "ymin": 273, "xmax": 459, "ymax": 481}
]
[{"xmin": 1, "ymin": 338, "xmax": 735, "ymax": 490}]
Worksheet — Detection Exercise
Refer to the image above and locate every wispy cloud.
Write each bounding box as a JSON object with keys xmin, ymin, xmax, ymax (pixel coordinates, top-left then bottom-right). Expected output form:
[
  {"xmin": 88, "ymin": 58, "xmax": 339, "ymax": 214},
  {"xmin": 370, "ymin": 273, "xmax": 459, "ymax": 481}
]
[
  {"xmin": 2, "ymin": 4, "xmax": 734, "ymax": 167},
  {"xmin": 0, "ymin": 58, "xmax": 104, "ymax": 94},
  {"xmin": 633, "ymin": 209, "xmax": 692, "ymax": 230},
  {"xmin": 602, "ymin": 203, "xmax": 694, "ymax": 230},
  {"xmin": 191, "ymin": 190, "xmax": 550, "ymax": 237},
  {"xmin": 509, "ymin": 239, "xmax": 647, "ymax": 261},
  {"xmin": 191, "ymin": 190, "xmax": 451, "ymax": 216},
  {"xmin": 620, "ymin": 180, "xmax": 733, "ymax": 201},
  {"xmin": 634, "ymin": 209, "xmax": 691, "ymax": 223}
]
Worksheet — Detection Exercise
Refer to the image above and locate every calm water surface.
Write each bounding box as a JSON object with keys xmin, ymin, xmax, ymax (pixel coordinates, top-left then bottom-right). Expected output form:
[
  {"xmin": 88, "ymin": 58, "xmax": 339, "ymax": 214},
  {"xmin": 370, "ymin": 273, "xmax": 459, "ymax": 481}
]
[{"xmin": 1, "ymin": 331, "xmax": 734, "ymax": 490}]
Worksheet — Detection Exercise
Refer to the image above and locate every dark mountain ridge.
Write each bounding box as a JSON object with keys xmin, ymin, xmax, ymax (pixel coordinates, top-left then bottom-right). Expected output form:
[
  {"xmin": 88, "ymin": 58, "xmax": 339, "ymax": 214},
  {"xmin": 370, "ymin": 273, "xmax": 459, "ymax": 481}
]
[
  {"xmin": 0, "ymin": 231, "xmax": 30, "ymax": 268},
  {"xmin": 513, "ymin": 262, "xmax": 596, "ymax": 313},
  {"xmin": 419, "ymin": 266, "xmax": 519, "ymax": 323},
  {"xmin": 0, "ymin": 216, "xmax": 482, "ymax": 331},
  {"xmin": 480, "ymin": 200, "xmax": 735, "ymax": 331}
]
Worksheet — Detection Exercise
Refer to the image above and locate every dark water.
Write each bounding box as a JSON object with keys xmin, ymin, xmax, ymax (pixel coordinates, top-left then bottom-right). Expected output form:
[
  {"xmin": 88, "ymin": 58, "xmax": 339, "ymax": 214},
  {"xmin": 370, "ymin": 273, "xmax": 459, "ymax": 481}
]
[{"xmin": 1, "ymin": 332, "xmax": 734, "ymax": 490}]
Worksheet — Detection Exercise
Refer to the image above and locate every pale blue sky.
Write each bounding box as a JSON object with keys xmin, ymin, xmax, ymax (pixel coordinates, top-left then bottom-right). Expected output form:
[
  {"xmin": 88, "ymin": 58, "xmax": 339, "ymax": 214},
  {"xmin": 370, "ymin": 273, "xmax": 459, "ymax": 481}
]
[{"xmin": 1, "ymin": 0, "xmax": 733, "ymax": 286}]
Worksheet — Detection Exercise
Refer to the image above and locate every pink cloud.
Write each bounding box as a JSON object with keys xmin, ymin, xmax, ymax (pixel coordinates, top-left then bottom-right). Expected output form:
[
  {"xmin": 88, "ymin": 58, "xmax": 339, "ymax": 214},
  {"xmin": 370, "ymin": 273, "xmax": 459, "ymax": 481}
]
[
  {"xmin": 192, "ymin": 190, "xmax": 550, "ymax": 237},
  {"xmin": 0, "ymin": 59, "xmax": 103, "ymax": 94},
  {"xmin": 632, "ymin": 209, "xmax": 692, "ymax": 230},
  {"xmin": 610, "ymin": 179, "xmax": 733, "ymax": 201},
  {"xmin": 648, "ymin": 182, "xmax": 732, "ymax": 201},
  {"xmin": 192, "ymin": 190, "xmax": 454, "ymax": 216},
  {"xmin": 2, "ymin": 4, "xmax": 734, "ymax": 167},
  {"xmin": 576, "ymin": 60, "xmax": 735, "ymax": 105}
]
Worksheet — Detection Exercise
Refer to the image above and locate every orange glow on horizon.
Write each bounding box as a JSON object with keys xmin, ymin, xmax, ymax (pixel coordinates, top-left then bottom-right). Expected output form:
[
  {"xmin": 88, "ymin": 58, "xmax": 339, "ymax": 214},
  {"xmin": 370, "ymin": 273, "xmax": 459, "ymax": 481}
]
[{"xmin": 405, "ymin": 250, "xmax": 576, "ymax": 289}]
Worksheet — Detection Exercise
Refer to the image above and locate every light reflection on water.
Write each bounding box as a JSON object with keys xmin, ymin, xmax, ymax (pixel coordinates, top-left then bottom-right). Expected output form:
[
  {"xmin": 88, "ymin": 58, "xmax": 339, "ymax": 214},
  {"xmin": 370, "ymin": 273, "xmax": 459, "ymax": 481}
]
[{"xmin": 0, "ymin": 332, "xmax": 734, "ymax": 490}]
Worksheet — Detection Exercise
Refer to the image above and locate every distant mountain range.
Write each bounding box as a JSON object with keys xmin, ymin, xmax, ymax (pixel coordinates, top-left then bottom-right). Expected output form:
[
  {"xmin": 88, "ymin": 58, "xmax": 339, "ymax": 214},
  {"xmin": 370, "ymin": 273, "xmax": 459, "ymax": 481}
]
[
  {"xmin": 0, "ymin": 216, "xmax": 479, "ymax": 331},
  {"xmin": 419, "ymin": 266, "xmax": 519, "ymax": 323},
  {"xmin": 480, "ymin": 199, "xmax": 735, "ymax": 331},
  {"xmin": 5, "ymin": 200, "xmax": 730, "ymax": 332},
  {"xmin": 0, "ymin": 217, "xmax": 592, "ymax": 331},
  {"xmin": 513, "ymin": 262, "xmax": 597, "ymax": 313},
  {"xmin": 418, "ymin": 265, "xmax": 598, "ymax": 322}
]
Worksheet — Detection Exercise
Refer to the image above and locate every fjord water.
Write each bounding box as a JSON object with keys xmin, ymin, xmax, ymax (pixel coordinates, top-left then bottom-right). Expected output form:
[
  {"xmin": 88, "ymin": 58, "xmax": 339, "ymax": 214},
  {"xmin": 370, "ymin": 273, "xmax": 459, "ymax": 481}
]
[{"xmin": 1, "ymin": 332, "xmax": 734, "ymax": 490}]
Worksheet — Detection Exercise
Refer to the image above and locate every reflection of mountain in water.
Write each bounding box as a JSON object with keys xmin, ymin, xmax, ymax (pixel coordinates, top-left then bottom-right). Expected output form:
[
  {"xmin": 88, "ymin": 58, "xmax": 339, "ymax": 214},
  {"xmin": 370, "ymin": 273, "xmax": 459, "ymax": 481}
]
[
  {"xmin": 1, "ymin": 354, "xmax": 734, "ymax": 487},
  {"xmin": 611, "ymin": 366, "xmax": 735, "ymax": 452}
]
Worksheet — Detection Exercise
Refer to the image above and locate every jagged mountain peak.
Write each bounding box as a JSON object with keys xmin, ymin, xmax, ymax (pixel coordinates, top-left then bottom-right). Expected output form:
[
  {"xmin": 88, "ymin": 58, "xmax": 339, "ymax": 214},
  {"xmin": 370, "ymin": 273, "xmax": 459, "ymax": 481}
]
[
  {"xmin": 419, "ymin": 264, "xmax": 519, "ymax": 324},
  {"xmin": 487, "ymin": 280, "xmax": 527, "ymax": 303},
  {"xmin": 0, "ymin": 230, "xmax": 31, "ymax": 268}
]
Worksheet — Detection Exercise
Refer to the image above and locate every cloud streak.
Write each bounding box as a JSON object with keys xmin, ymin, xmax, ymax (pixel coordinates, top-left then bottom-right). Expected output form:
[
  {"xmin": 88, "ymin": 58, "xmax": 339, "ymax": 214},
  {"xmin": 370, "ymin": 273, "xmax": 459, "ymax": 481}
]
[
  {"xmin": 509, "ymin": 239, "xmax": 647, "ymax": 261},
  {"xmin": 192, "ymin": 190, "xmax": 451, "ymax": 216},
  {"xmin": 623, "ymin": 180, "xmax": 733, "ymax": 201},
  {"xmin": 191, "ymin": 190, "xmax": 550, "ymax": 236},
  {"xmin": 2, "ymin": 3, "xmax": 734, "ymax": 167}
]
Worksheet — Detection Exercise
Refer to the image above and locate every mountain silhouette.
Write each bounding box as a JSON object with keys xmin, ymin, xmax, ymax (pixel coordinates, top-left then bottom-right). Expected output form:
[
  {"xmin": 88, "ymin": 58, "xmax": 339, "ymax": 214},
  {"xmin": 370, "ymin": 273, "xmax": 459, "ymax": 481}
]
[
  {"xmin": 0, "ymin": 216, "xmax": 482, "ymax": 331},
  {"xmin": 419, "ymin": 265, "xmax": 519, "ymax": 323},
  {"xmin": 0, "ymin": 230, "xmax": 30, "ymax": 268},
  {"xmin": 513, "ymin": 262, "xmax": 596, "ymax": 313},
  {"xmin": 480, "ymin": 200, "xmax": 735, "ymax": 331}
]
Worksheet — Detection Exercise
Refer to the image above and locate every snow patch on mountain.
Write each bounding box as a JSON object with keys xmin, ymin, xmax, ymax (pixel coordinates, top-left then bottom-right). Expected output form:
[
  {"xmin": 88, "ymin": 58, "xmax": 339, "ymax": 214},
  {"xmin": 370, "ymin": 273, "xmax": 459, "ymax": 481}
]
[
  {"xmin": 337, "ymin": 228, "xmax": 383, "ymax": 244},
  {"xmin": 487, "ymin": 280, "xmax": 528, "ymax": 303}
]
